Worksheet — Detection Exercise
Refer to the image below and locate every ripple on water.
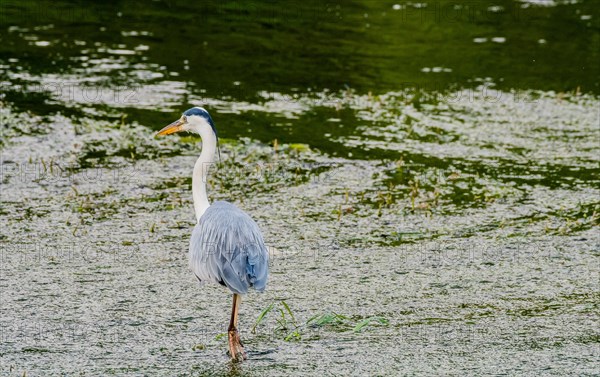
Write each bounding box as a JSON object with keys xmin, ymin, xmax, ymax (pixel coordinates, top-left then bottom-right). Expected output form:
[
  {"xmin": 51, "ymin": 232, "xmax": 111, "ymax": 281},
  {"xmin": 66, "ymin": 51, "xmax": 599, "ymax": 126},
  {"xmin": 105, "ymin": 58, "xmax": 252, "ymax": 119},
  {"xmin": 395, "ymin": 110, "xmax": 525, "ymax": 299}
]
[{"xmin": 1, "ymin": 87, "xmax": 598, "ymax": 375}]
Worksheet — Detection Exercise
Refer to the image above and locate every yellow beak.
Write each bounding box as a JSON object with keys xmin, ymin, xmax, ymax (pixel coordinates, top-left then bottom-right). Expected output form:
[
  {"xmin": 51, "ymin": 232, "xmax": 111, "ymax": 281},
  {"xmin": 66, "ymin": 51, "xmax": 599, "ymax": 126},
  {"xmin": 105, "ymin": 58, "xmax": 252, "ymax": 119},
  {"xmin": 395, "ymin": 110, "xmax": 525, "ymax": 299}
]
[{"xmin": 156, "ymin": 118, "xmax": 185, "ymax": 136}]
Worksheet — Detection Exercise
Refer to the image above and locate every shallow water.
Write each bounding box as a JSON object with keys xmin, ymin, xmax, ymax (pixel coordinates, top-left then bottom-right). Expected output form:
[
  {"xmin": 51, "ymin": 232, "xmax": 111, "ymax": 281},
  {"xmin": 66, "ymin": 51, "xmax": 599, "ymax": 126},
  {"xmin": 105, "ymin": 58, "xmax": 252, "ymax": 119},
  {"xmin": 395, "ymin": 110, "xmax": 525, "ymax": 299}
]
[{"xmin": 1, "ymin": 1, "xmax": 599, "ymax": 376}]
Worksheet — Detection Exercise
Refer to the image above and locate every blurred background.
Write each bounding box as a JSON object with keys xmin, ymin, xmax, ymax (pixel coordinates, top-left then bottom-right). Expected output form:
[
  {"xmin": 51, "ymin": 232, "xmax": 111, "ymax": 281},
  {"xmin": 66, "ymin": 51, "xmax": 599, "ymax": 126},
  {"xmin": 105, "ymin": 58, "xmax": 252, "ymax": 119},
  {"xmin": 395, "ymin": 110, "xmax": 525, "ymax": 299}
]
[{"xmin": 1, "ymin": 1, "xmax": 599, "ymax": 376}]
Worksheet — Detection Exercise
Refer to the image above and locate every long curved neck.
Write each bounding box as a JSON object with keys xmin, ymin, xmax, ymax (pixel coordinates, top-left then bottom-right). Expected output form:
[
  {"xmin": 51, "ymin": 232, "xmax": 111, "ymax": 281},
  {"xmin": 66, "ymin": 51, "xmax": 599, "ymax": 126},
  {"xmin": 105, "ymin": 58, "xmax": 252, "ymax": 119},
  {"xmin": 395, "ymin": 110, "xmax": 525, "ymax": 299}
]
[{"xmin": 192, "ymin": 131, "xmax": 217, "ymax": 222}]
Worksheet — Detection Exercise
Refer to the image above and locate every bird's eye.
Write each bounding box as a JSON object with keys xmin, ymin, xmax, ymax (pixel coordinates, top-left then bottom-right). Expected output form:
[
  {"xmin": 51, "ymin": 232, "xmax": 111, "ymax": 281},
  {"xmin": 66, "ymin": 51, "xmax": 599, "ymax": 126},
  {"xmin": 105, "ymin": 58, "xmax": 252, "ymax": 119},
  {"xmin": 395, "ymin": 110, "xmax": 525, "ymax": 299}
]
[{"xmin": 182, "ymin": 115, "xmax": 187, "ymax": 123}]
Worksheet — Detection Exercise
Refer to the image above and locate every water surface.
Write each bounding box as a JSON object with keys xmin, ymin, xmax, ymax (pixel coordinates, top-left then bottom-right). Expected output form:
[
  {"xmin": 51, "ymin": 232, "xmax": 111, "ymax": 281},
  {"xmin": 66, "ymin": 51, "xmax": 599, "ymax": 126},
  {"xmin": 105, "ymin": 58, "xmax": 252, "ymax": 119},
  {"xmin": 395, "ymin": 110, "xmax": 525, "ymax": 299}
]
[{"xmin": 0, "ymin": 1, "xmax": 599, "ymax": 376}]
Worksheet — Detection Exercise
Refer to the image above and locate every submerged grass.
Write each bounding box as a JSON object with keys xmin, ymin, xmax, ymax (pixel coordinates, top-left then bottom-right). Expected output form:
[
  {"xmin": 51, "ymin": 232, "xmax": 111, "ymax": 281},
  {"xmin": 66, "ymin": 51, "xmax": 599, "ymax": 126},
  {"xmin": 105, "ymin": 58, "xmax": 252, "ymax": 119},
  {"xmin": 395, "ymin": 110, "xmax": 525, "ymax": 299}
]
[
  {"xmin": 368, "ymin": 160, "xmax": 521, "ymax": 215},
  {"xmin": 252, "ymin": 300, "xmax": 301, "ymax": 341},
  {"xmin": 1, "ymin": 0, "xmax": 599, "ymax": 373},
  {"xmin": 252, "ymin": 301, "xmax": 389, "ymax": 342},
  {"xmin": 3, "ymin": 89, "xmax": 597, "ymax": 255},
  {"xmin": 0, "ymin": 105, "xmax": 49, "ymax": 148}
]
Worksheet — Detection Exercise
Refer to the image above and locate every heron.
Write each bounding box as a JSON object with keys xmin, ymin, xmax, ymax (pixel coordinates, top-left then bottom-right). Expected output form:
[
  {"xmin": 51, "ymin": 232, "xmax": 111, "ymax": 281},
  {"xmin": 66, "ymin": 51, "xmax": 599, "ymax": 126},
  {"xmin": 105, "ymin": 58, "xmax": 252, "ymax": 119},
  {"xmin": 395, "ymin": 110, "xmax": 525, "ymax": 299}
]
[{"xmin": 156, "ymin": 107, "xmax": 269, "ymax": 361}]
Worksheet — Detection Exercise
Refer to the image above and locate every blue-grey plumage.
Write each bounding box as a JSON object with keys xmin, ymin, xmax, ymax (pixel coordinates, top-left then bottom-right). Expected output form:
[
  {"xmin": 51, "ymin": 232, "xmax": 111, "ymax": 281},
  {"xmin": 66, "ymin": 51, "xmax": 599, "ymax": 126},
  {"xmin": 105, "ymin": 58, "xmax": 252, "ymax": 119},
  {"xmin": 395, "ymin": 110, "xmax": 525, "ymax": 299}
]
[
  {"xmin": 190, "ymin": 201, "xmax": 269, "ymax": 294},
  {"xmin": 156, "ymin": 106, "xmax": 266, "ymax": 361}
]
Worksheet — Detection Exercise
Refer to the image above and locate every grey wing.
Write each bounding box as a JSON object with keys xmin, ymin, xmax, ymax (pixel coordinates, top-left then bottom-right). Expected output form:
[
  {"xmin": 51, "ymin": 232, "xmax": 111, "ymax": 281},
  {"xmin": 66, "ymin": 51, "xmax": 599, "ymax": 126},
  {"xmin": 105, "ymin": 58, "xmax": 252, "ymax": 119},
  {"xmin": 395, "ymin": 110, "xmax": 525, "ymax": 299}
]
[{"xmin": 189, "ymin": 201, "xmax": 269, "ymax": 294}]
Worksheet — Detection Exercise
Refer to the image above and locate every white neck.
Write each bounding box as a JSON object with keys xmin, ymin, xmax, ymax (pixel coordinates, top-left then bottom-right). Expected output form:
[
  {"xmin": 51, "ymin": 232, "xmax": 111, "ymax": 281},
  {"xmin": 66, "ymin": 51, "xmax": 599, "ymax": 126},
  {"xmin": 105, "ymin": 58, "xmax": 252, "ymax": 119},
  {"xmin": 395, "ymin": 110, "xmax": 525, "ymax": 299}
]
[{"xmin": 192, "ymin": 130, "xmax": 217, "ymax": 222}]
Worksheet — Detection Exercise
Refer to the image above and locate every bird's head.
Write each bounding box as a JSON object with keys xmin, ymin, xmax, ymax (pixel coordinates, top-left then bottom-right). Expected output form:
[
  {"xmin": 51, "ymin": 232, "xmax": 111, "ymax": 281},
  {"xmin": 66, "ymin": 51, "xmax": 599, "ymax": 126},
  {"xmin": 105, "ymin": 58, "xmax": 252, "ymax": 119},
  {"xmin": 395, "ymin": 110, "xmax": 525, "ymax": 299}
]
[{"xmin": 156, "ymin": 107, "xmax": 217, "ymax": 139}]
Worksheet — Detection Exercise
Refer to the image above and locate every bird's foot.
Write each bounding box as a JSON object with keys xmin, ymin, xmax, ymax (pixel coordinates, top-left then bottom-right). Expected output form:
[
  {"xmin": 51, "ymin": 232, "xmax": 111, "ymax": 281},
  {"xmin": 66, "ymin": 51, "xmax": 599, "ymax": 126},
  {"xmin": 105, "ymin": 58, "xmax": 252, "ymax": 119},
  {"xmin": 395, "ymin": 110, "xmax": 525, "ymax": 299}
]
[{"xmin": 228, "ymin": 328, "xmax": 247, "ymax": 362}]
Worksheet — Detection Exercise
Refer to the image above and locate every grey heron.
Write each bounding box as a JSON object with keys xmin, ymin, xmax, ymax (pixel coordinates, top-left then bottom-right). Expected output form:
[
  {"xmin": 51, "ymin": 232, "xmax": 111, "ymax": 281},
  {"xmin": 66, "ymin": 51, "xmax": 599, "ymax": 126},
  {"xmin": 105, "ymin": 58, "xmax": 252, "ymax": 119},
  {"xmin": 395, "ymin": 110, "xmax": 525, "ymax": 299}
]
[{"xmin": 156, "ymin": 107, "xmax": 269, "ymax": 361}]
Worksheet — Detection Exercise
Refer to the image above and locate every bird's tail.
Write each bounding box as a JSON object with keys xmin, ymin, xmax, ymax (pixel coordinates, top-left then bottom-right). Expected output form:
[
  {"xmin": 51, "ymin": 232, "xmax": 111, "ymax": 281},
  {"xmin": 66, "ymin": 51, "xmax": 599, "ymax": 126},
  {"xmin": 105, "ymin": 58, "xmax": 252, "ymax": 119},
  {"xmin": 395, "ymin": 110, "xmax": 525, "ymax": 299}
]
[{"xmin": 246, "ymin": 244, "xmax": 269, "ymax": 292}]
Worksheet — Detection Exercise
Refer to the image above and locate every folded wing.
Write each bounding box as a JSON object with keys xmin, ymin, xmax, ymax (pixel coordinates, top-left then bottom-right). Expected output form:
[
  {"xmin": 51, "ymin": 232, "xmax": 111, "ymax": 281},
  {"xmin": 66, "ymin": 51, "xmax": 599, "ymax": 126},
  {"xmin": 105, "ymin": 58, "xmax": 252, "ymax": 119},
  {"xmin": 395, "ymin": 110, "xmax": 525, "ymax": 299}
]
[{"xmin": 189, "ymin": 201, "xmax": 269, "ymax": 294}]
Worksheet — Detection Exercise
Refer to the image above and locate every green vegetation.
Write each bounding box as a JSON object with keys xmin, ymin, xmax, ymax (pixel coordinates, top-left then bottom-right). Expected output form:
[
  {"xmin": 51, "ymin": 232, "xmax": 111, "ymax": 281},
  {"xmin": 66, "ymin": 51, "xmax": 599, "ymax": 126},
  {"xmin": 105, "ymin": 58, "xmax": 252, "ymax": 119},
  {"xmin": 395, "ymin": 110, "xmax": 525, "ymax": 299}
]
[
  {"xmin": 0, "ymin": 0, "xmax": 598, "ymax": 375},
  {"xmin": 251, "ymin": 301, "xmax": 389, "ymax": 341}
]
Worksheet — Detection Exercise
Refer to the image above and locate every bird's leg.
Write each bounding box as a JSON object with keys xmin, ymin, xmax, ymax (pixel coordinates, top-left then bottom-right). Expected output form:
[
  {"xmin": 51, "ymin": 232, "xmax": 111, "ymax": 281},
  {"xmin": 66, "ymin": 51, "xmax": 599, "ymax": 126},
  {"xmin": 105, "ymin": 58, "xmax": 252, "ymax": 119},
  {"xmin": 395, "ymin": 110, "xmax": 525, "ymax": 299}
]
[{"xmin": 228, "ymin": 293, "xmax": 246, "ymax": 361}]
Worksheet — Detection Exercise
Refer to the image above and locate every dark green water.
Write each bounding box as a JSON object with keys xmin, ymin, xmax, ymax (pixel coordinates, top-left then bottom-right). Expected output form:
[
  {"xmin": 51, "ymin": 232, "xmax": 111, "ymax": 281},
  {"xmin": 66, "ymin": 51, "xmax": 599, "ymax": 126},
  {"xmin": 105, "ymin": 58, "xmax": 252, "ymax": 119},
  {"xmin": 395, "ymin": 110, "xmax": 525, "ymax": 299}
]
[
  {"xmin": 1, "ymin": 0, "xmax": 599, "ymax": 146},
  {"xmin": 1, "ymin": 1, "xmax": 599, "ymax": 376}
]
